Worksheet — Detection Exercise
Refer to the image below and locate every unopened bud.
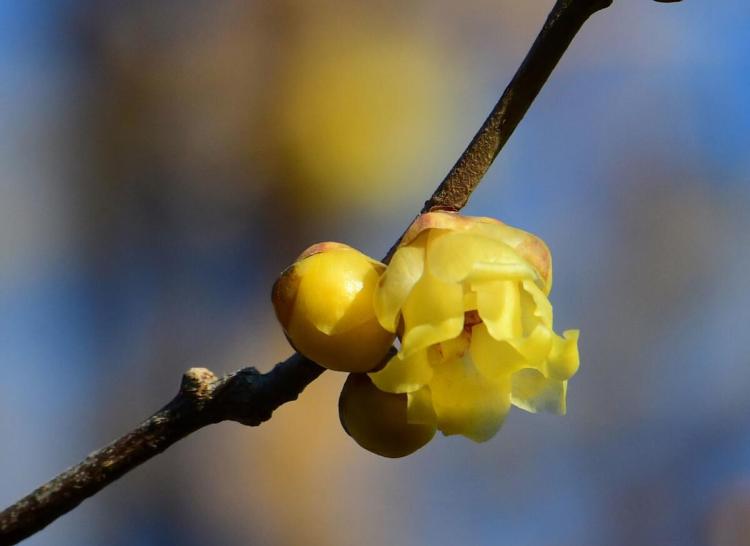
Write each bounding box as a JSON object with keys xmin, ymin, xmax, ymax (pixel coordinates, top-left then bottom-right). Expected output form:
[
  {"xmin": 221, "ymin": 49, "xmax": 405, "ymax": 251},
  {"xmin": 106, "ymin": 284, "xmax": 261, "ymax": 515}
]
[
  {"xmin": 272, "ymin": 242, "xmax": 395, "ymax": 372},
  {"xmin": 339, "ymin": 373, "xmax": 435, "ymax": 458}
]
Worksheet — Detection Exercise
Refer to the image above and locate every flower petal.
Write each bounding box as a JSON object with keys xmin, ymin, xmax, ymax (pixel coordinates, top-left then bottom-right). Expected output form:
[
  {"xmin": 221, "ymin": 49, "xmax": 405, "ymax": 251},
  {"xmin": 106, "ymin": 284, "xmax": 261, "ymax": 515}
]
[
  {"xmin": 507, "ymin": 324, "xmax": 553, "ymax": 368},
  {"xmin": 374, "ymin": 235, "xmax": 426, "ymax": 333},
  {"xmin": 511, "ymin": 368, "xmax": 566, "ymax": 415},
  {"xmin": 470, "ymin": 323, "xmax": 526, "ymax": 379},
  {"xmin": 436, "ymin": 331, "xmax": 470, "ymax": 361},
  {"xmin": 475, "ymin": 280, "xmax": 523, "ymax": 340},
  {"xmin": 407, "ymin": 386, "xmax": 437, "ymax": 426},
  {"xmin": 427, "ymin": 231, "xmax": 527, "ymax": 284},
  {"xmin": 467, "ymin": 262, "xmax": 538, "ymax": 285},
  {"xmin": 464, "ymin": 218, "xmax": 553, "ymax": 292},
  {"xmin": 521, "ymin": 279, "xmax": 553, "ymax": 329},
  {"xmin": 547, "ymin": 329, "xmax": 580, "ymax": 380},
  {"xmin": 400, "ymin": 272, "xmax": 464, "ymax": 357},
  {"xmin": 370, "ymin": 350, "xmax": 433, "ymax": 394},
  {"xmin": 294, "ymin": 249, "xmax": 383, "ymax": 335},
  {"xmin": 430, "ymin": 355, "xmax": 510, "ymax": 442},
  {"xmin": 463, "ymin": 291, "xmax": 478, "ymax": 312}
]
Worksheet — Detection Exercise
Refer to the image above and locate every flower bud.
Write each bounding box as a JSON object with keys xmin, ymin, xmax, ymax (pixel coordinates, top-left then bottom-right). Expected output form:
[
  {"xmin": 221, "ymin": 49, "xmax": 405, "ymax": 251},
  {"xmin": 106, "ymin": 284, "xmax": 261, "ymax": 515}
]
[
  {"xmin": 272, "ymin": 242, "xmax": 395, "ymax": 372},
  {"xmin": 338, "ymin": 373, "xmax": 435, "ymax": 458}
]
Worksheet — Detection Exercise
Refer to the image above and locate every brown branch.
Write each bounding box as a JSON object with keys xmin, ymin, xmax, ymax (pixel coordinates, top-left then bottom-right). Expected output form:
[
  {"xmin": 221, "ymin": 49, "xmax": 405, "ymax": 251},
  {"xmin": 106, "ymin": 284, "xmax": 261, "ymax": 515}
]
[
  {"xmin": 384, "ymin": 0, "xmax": 614, "ymax": 262},
  {"xmin": 426, "ymin": 0, "xmax": 610, "ymax": 212},
  {"xmin": 0, "ymin": 0, "xmax": 680, "ymax": 543},
  {"xmin": 0, "ymin": 355, "xmax": 324, "ymax": 545}
]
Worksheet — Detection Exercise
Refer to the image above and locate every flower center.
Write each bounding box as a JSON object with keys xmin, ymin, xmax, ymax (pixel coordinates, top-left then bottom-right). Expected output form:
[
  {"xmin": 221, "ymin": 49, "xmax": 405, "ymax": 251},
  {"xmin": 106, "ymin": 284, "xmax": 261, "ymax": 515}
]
[{"xmin": 463, "ymin": 310, "xmax": 482, "ymax": 333}]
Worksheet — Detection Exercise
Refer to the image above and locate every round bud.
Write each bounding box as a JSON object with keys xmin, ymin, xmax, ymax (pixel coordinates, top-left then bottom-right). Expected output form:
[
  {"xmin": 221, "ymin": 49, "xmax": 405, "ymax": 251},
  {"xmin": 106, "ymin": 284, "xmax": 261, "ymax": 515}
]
[
  {"xmin": 272, "ymin": 242, "xmax": 395, "ymax": 372},
  {"xmin": 339, "ymin": 373, "xmax": 435, "ymax": 458}
]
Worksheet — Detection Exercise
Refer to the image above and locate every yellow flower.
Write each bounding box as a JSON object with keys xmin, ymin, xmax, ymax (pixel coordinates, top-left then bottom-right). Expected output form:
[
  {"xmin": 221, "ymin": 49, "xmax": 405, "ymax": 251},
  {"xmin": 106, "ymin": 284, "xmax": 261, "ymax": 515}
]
[
  {"xmin": 272, "ymin": 242, "xmax": 396, "ymax": 372},
  {"xmin": 371, "ymin": 212, "xmax": 580, "ymax": 442}
]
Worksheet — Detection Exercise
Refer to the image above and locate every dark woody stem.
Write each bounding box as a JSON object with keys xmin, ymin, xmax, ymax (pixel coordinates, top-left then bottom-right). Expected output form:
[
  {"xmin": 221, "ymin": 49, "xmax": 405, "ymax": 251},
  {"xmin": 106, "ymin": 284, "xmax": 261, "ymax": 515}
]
[{"xmin": 384, "ymin": 0, "xmax": 613, "ymax": 263}]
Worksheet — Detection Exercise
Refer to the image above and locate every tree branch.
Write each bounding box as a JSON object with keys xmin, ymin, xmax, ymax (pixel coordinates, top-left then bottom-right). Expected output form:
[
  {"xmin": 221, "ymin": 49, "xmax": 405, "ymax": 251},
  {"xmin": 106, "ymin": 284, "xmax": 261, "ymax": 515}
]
[
  {"xmin": 425, "ymin": 0, "xmax": 611, "ymax": 211},
  {"xmin": 384, "ymin": 0, "xmax": 614, "ymax": 262},
  {"xmin": 0, "ymin": 0, "xmax": 679, "ymax": 543},
  {"xmin": 0, "ymin": 355, "xmax": 324, "ymax": 545}
]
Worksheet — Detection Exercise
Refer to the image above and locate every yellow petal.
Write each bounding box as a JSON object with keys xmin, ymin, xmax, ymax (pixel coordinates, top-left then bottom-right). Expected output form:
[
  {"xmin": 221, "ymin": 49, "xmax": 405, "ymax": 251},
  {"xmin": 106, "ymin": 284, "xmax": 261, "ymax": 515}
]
[
  {"xmin": 547, "ymin": 330, "xmax": 580, "ymax": 380},
  {"xmin": 369, "ymin": 350, "xmax": 433, "ymax": 394},
  {"xmin": 436, "ymin": 331, "xmax": 470, "ymax": 361},
  {"xmin": 400, "ymin": 272, "xmax": 464, "ymax": 357},
  {"xmin": 426, "ymin": 231, "xmax": 527, "ymax": 284},
  {"xmin": 470, "ymin": 323, "xmax": 526, "ymax": 378},
  {"xmin": 407, "ymin": 386, "xmax": 437, "ymax": 426},
  {"xmin": 429, "ymin": 355, "xmax": 510, "ymax": 442},
  {"xmin": 507, "ymin": 324, "xmax": 553, "ymax": 368},
  {"xmin": 401, "ymin": 212, "xmax": 553, "ymax": 290},
  {"xmin": 463, "ymin": 291, "xmax": 478, "ymax": 312},
  {"xmin": 293, "ymin": 248, "xmax": 383, "ymax": 335},
  {"xmin": 513, "ymin": 232, "xmax": 553, "ymax": 295},
  {"xmin": 467, "ymin": 262, "xmax": 538, "ymax": 285},
  {"xmin": 373, "ymin": 235, "xmax": 426, "ymax": 333},
  {"xmin": 511, "ymin": 369, "xmax": 567, "ymax": 414},
  {"xmin": 463, "ymin": 217, "xmax": 553, "ymax": 293},
  {"xmin": 521, "ymin": 279, "xmax": 553, "ymax": 329},
  {"xmin": 474, "ymin": 280, "xmax": 523, "ymax": 340},
  {"xmin": 287, "ymin": 313, "xmax": 395, "ymax": 373}
]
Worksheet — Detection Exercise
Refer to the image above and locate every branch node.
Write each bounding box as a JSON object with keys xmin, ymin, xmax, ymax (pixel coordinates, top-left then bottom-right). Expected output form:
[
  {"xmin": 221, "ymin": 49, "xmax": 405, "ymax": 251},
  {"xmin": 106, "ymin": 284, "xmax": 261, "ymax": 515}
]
[{"xmin": 180, "ymin": 367, "xmax": 218, "ymax": 400}]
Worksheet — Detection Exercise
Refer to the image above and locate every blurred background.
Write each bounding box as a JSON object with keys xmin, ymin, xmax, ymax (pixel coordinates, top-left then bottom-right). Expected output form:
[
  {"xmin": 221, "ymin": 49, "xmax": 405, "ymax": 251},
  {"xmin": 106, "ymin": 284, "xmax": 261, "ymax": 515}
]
[{"xmin": 1, "ymin": 1, "xmax": 749, "ymax": 545}]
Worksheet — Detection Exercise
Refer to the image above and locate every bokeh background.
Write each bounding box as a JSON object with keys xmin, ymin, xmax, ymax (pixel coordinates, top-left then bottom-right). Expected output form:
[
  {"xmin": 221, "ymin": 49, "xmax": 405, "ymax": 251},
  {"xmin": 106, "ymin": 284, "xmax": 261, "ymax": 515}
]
[{"xmin": 2, "ymin": 1, "xmax": 750, "ymax": 545}]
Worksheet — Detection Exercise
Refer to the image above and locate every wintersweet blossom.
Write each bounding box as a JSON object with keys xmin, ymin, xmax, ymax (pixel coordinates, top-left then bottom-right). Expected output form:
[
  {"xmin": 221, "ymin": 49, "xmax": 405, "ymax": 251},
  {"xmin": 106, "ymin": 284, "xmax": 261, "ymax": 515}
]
[
  {"xmin": 371, "ymin": 212, "xmax": 580, "ymax": 442},
  {"xmin": 272, "ymin": 242, "xmax": 395, "ymax": 372}
]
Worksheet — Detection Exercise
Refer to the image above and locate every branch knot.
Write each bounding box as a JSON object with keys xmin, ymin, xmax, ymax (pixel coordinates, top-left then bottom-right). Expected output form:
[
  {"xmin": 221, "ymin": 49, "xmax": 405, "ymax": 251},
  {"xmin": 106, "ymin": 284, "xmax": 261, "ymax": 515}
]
[{"xmin": 180, "ymin": 367, "xmax": 218, "ymax": 402}]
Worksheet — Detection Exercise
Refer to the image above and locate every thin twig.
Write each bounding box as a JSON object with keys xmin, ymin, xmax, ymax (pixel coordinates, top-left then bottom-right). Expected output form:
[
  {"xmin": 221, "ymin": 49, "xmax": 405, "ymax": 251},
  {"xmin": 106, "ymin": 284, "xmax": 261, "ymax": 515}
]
[
  {"xmin": 426, "ymin": 0, "xmax": 611, "ymax": 211},
  {"xmin": 1, "ymin": 0, "xmax": 681, "ymax": 543},
  {"xmin": 0, "ymin": 356, "xmax": 324, "ymax": 545},
  {"xmin": 384, "ymin": 0, "xmax": 614, "ymax": 262}
]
